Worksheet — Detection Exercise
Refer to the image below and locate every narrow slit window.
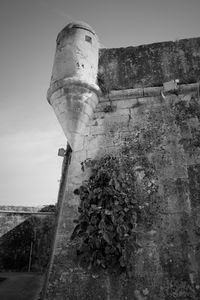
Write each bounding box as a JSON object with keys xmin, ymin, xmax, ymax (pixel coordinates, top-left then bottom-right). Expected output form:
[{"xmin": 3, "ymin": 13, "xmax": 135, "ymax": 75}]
[{"xmin": 85, "ymin": 35, "xmax": 92, "ymax": 43}]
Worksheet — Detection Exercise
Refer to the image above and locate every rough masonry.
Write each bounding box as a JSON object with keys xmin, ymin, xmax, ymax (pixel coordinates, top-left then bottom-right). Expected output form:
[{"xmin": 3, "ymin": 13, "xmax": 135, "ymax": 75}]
[{"xmin": 43, "ymin": 22, "xmax": 200, "ymax": 300}]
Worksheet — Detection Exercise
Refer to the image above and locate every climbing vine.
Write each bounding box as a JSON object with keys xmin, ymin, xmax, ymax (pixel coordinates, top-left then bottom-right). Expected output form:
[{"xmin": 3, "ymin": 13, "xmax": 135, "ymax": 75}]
[{"xmin": 71, "ymin": 138, "xmax": 159, "ymax": 274}]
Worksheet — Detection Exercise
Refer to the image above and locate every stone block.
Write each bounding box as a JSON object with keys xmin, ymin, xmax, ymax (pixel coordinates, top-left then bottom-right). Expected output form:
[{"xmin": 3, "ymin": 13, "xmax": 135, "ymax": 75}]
[
  {"xmin": 86, "ymin": 147, "xmax": 101, "ymax": 159},
  {"xmin": 163, "ymin": 80, "xmax": 178, "ymax": 93},
  {"xmin": 179, "ymin": 122, "xmax": 192, "ymax": 139},
  {"xmin": 188, "ymin": 117, "xmax": 199, "ymax": 129},
  {"xmin": 185, "ymin": 150, "xmax": 200, "ymax": 165},
  {"xmin": 95, "ymin": 101, "xmax": 115, "ymax": 112},
  {"xmin": 49, "ymin": 88, "xmax": 64, "ymax": 102},
  {"xmin": 130, "ymin": 105, "xmax": 145, "ymax": 119},
  {"xmin": 109, "ymin": 108, "xmax": 130, "ymax": 117},
  {"xmin": 84, "ymin": 134, "xmax": 103, "ymax": 151},
  {"xmin": 188, "ymin": 164, "xmax": 200, "ymax": 208},
  {"xmin": 109, "ymin": 87, "xmax": 144, "ymax": 99},
  {"xmin": 161, "ymin": 178, "xmax": 190, "ymax": 214},
  {"xmin": 92, "ymin": 111, "xmax": 105, "ymax": 120},
  {"xmin": 114, "ymin": 98, "xmax": 138, "ymax": 109},
  {"xmin": 143, "ymin": 87, "xmax": 162, "ymax": 97},
  {"xmin": 138, "ymin": 96, "xmax": 161, "ymax": 106},
  {"xmin": 158, "ymin": 212, "xmax": 183, "ymax": 233},
  {"xmin": 71, "ymin": 149, "xmax": 87, "ymax": 164},
  {"xmin": 90, "ymin": 125, "xmax": 105, "ymax": 135},
  {"xmin": 104, "ymin": 114, "xmax": 130, "ymax": 133}
]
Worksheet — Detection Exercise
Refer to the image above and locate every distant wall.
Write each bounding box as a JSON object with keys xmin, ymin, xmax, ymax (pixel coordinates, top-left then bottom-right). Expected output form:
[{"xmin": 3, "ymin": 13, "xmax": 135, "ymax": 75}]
[
  {"xmin": 0, "ymin": 214, "xmax": 56, "ymax": 272},
  {"xmin": 0, "ymin": 206, "xmax": 40, "ymax": 237}
]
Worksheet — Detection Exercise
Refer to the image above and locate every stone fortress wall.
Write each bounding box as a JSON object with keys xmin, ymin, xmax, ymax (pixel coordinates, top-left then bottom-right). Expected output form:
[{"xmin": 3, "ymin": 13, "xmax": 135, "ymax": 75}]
[{"xmin": 44, "ymin": 23, "xmax": 200, "ymax": 300}]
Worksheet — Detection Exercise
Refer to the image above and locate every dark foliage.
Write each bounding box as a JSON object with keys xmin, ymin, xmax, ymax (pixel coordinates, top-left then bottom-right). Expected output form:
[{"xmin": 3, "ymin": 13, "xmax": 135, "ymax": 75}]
[
  {"xmin": 71, "ymin": 146, "xmax": 158, "ymax": 274},
  {"xmin": 40, "ymin": 205, "xmax": 56, "ymax": 213}
]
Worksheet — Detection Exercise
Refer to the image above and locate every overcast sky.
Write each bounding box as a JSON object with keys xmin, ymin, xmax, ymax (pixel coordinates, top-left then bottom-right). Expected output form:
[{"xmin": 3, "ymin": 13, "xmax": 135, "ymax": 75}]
[{"xmin": 0, "ymin": 0, "xmax": 200, "ymax": 206}]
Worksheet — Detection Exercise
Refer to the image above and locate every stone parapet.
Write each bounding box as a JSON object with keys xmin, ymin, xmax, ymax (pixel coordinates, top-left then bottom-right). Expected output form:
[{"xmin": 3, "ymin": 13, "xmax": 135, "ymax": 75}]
[
  {"xmin": 99, "ymin": 82, "xmax": 200, "ymax": 102},
  {"xmin": 99, "ymin": 37, "xmax": 200, "ymax": 91}
]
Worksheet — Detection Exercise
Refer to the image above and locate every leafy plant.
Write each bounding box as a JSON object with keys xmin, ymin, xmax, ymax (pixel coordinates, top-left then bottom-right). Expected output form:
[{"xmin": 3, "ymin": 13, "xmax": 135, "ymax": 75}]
[{"xmin": 71, "ymin": 144, "xmax": 158, "ymax": 273}]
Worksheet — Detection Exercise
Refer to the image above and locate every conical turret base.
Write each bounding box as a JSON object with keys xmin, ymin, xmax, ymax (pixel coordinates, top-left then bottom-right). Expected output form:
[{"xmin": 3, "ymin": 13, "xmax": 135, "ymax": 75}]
[{"xmin": 49, "ymin": 84, "xmax": 99, "ymax": 151}]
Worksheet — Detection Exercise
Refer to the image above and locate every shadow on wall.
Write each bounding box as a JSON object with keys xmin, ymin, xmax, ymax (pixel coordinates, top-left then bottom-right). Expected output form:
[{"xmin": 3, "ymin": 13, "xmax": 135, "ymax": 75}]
[{"xmin": 0, "ymin": 206, "xmax": 40, "ymax": 237}]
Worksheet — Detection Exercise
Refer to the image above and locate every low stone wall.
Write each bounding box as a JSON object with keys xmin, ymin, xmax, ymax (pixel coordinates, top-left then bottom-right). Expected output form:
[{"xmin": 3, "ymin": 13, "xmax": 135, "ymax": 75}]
[
  {"xmin": 0, "ymin": 206, "xmax": 40, "ymax": 237},
  {"xmin": 0, "ymin": 214, "xmax": 56, "ymax": 272}
]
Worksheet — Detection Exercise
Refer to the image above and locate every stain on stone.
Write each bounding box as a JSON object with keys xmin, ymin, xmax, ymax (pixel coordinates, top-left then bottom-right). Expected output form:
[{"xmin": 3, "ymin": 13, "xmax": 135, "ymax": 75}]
[{"xmin": 188, "ymin": 164, "xmax": 200, "ymax": 208}]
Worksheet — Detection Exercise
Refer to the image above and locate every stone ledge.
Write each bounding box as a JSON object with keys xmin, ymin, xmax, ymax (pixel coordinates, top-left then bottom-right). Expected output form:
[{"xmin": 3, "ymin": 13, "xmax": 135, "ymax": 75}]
[{"xmin": 100, "ymin": 82, "xmax": 200, "ymax": 102}]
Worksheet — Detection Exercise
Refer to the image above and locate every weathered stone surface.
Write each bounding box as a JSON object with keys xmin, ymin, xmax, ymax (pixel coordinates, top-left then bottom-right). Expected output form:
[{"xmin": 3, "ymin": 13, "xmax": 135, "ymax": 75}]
[
  {"xmin": 99, "ymin": 37, "xmax": 200, "ymax": 90},
  {"xmin": 45, "ymin": 32, "xmax": 200, "ymax": 300},
  {"xmin": 0, "ymin": 214, "xmax": 55, "ymax": 272},
  {"xmin": 50, "ymin": 87, "xmax": 98, "ymax": 151},
  {"xmin": 48, "ymin": 22, "xmax": 100, "ymax": 151},
  {"xmin": 0, "ymin": 206, "xmax": 40, "ymax": 237},
  {"xmin": 45, "ymin": 90, "xmax": 200, "ymax": 299},
  {"xmin": 50, "ymin": 22, "xmax": 99, "ymax": 93}
]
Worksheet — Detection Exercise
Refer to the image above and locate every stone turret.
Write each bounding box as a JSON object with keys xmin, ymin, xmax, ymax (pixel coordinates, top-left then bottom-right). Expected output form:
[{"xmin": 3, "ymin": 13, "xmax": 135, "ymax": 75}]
[
  {"xmin": 45, "ymin": 30, "xmax": 200, "ymax": 299},
  {"xmin": 47, "ymin": 22, "xmax": 100, "ymax": 150}
]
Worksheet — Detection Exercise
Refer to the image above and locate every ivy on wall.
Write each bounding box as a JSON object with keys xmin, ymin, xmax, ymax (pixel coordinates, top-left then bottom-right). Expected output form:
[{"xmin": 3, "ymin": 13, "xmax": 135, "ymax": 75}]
[{"xmin": 71, "ymin": 137, "xmax": 159, "ymax": 274}]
